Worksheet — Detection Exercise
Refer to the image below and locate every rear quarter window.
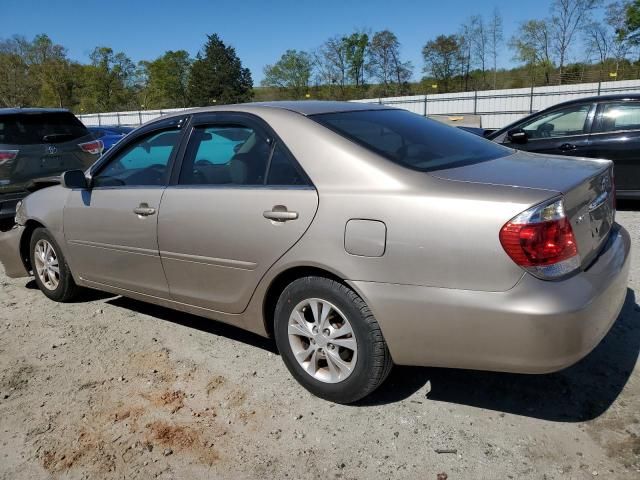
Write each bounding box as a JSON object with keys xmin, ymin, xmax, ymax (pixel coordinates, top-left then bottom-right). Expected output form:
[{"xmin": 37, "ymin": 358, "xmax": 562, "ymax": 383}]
[
  {"xmin": 311, "ymin": 109, "xmax": 511, "ymax": 172},
  {"xmin": 0, "ymin": 112, "xmax": 89, "ymax": 145}
]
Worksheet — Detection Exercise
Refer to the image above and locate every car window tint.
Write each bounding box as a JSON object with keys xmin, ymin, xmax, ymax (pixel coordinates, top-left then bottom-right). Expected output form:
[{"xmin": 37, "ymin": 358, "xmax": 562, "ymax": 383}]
[
  {"xmin": 520, "ymin": 104, "xmax": 591, "ymax": 139},
  {"xmin": 312, "ymin": 109, "xmax": 511, "ymax": 172},
  {"xmin": 93, "ymin": 129, "xmax": 180, "ymax": 187},
  {"xmin": 597, "ymin": 103, "xmax": 640, "ymax": 132},
  {"xmin": 179, "ymin": 125, "xmax": 271, "ymax": 186},
  {"xmin": 0, "ymin": 112, "xmax": 89, "ymax": 145},
  {"xmin": 266, "ymin": 143, "xmax": 308, "ymax": 186}
]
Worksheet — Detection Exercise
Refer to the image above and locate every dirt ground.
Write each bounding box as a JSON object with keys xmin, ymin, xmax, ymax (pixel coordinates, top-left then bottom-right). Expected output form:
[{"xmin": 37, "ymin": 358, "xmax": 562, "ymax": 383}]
[{"xmin": 1, "ymin": 211, "xmax": 639, "ymax": 480}]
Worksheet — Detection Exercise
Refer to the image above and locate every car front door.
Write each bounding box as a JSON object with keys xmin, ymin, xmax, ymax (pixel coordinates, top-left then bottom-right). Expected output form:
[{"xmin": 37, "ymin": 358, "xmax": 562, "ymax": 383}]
[
  {"xmin": 157, "ymin": 113, "xmax": 319, "ymax": 314},
  {"xmin": 63, "ymin": 119, "xmax": 185, "ymax": 296},
  {"xmin": 500, "ymin": 103, "xmax": 595, "ymax": 156},
  {"xmin": 589, "ymin": 100, "xmax": 640, "ymax": 194}
]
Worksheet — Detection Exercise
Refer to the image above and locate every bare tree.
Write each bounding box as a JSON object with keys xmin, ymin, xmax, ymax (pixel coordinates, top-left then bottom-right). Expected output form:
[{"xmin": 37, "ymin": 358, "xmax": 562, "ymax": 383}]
[
  {"xmin": 488, "ymin": 8, "xmax": 504, "ymax": 89},
  {"xmin": 422, "ymin": 34, "xmax": 463, "ymax": 92},
  {"xmin": 469, "ymin": 15, "xmax": 489, "ymax": 86},
  {"xmin": 367, "ymin": 30, "xmax": 413, "ymax": 95},
  {"xmin": 550, "ymin": 0, "xmax": 602, "ymax": 82}
]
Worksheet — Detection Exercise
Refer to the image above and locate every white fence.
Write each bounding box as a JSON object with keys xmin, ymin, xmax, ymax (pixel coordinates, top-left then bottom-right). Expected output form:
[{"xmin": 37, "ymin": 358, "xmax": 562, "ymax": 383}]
[
  {"xmin": 78, "ymin": 107, "xmax": 193, "ymax": 127},
  {"xmin": 352, "ymin": 79, "xmax": 640, "ymax": 128},
  {"xmin": 77, "ymin": 79, "xmax": 640, "ymax": 130}
]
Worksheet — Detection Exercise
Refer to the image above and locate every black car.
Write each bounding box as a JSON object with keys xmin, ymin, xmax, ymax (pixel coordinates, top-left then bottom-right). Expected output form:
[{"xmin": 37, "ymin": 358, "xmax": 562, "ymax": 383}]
[
  {"xmin": 0, "ymin": 108, "xmax": 102, "ymax": 226},
  {"xmin": 486, "ymin": 94, "xmax": 640, "ymax": 198}
]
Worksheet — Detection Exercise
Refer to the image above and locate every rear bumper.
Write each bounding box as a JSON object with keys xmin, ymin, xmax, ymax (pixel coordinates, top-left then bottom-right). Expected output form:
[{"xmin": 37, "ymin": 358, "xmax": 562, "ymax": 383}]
[
  {"xmin": 0, "ymin": 225, "xmax": 28, "ymax": 278},
  {"xmin": 350, "ymin": 224, "xmax": 631, "ymax": 373}
]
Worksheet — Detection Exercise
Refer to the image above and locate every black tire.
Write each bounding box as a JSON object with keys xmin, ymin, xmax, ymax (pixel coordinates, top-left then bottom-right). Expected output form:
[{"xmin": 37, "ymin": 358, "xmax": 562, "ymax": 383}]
[
  {"xmin": 29, "ymin": 227, "xmax": 79, "ymax": 302},
  {"xmin": 274, "ymin": 276, "xmax": 393, "ymax": 404}
]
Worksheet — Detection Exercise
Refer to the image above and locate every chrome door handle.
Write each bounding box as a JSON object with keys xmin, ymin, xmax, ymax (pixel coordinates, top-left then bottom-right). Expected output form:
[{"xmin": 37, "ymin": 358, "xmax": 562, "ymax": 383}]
[
  {"xmin": 133, "ymin": 204, "xmax": 156, "ymax": 216},
  {"xmin": 263, "ymin": 206, "xmax": 298, "ymax": 222}
]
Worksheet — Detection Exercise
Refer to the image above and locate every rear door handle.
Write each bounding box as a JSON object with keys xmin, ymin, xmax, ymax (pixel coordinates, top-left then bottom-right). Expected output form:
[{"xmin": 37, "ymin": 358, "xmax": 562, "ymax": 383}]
[
  {"xmin": 133, "ymin": 203, "xmax": 156, "ymax": 216},
  {"xmin": 559, "ymin": 143, "xmax": 577, "ymax": 152},
  {"xmin": 263, "ymin": 206, "xmax": 298, "ymax": 222}
]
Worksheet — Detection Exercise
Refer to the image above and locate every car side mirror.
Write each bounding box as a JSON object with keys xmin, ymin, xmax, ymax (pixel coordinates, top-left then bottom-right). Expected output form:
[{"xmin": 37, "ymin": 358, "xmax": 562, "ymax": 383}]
[
  {"xmin": 507, "ymin": 128, "xmax": 528, "ymax": 144},
  {"xmin": 61, "ymin": 170, "xmax": 89, "ymax": 189}
]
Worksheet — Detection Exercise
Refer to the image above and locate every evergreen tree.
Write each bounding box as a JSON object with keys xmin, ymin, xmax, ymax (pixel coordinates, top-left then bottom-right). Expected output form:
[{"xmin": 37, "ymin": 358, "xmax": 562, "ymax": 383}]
[{"xmin": 187, "ymin": 34, "xmax": 253, "ymax": 105}]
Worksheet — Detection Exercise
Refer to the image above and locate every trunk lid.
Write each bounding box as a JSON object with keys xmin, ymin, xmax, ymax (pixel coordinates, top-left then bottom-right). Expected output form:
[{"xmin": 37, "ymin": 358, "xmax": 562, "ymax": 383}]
[{"xmin": 430, "ymin": 151, "xmax": 615, "ymax": 268}]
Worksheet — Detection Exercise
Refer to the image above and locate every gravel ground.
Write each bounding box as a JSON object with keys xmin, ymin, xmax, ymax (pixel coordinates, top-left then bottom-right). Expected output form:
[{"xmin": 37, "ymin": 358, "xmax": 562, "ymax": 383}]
[{"xmin": 0, "ymin": 210, "xmax": 639, "ymax": 480}]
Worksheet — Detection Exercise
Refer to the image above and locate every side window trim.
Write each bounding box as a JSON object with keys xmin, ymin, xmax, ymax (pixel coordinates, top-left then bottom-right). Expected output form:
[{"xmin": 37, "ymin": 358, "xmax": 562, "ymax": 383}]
[
  {"xmin": 171, "ymin": 112, "xmax": 313, "ymax": 189},
  {"xmin": 88, "ymin": 115, "xmax": 189, "ymax": 181}
]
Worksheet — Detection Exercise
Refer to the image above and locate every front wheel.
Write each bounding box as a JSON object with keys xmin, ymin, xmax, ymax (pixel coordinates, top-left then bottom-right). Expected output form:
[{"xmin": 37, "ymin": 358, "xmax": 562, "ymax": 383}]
[
  {"xmin": 29, "ymin": 227, "xmax": 79, "ymax": 302},
  {"xmin": 274, "ymin": 276, "xmax": 393, "ymax": 404}
]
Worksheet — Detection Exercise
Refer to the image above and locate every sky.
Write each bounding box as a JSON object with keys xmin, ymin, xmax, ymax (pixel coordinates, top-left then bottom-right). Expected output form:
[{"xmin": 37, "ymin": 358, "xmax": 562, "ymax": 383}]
[{"xmin": 5, "ymin": 0, "xmax": 570, "ymax": 83}]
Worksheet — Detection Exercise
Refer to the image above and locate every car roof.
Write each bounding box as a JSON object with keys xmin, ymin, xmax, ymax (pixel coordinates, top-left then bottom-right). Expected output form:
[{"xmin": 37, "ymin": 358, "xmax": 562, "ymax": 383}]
[
  {"xmin": 542, "ymin": 93, "xmax": 640, "ymax": 110},
  {"xmin": 158, "ymin": 101, "xmax": 392, "ymax": 122},
  {"xmin": 0, "ymin": 107, "xmax": 70, "ymax": 115}
]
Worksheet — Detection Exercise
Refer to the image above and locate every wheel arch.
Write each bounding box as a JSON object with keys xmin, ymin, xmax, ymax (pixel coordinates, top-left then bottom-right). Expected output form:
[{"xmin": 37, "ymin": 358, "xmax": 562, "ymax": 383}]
[
  {"xmin": 19, "ymin": 219, "xmax": 46, "ymax": 272},
  {"xmin": 262, "ymin": 265, "xmax": 347, "ymax": 339}
]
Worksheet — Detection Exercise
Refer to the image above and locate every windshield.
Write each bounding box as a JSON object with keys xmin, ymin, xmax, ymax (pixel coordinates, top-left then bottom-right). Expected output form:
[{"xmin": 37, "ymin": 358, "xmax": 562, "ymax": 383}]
[
  {"xmin": 311, "ymin": 109, "xmax": 511, "ymax": 172},
  {"xmin": 0, "ymin": 112, "xmax": 89, "ymax": 145}
]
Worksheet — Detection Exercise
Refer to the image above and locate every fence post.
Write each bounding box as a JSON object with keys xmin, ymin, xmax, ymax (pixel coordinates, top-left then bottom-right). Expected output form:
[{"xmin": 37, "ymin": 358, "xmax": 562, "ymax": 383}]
[
  {"xmin": 597, "ymin": 81, "xmax": 602, "ymax": 96},
  {"xmin": 423, "ymin": 95, "xmax": 428, "ymax": 117},
  {"xmin": 116, "ymin": 113, "xmax": 121, "ymax": 126},
  {"xmin": 138, "ymin": 111, "xmax": 143, "ymax": 125},
  {"xmin": 98, "ymin": 113, "xmax": 102, "ymax": 126},
  {"xmin": 473, "ymin": 90, "xmax": 478, "ymax": 115},
  {"xmin": 529, "ymin": 84, "xmax": 535, "ymax": 113}
]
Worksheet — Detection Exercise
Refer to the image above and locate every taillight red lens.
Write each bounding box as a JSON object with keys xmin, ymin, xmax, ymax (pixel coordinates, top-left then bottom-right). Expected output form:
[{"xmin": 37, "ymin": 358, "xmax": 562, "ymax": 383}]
[
  {"xmin": 0, "ymin": 150, "xmax": 19, "ymax": 164},
  {"xmin": 78, "ymin": 140, "xmax": 103, "ymax": 155},
  {"xmin": 499, "ymin": 217, "xmax": 578, "ymax": 267}
]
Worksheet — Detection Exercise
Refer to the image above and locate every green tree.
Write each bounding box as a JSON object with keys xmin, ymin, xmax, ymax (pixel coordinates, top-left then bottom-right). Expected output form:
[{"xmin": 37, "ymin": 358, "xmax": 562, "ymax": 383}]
[
  {"xmin": 0, "ymin": 36, "xmax": 37, "ymax": 107},
  {"xmin": 622, "ymin": 0, "xmax": 640, "ymax": 42},
  {"xmin": 343, "ymin": 32, "xmax": 369, "ymax": 87},
  {"xmin": 187, "ymin": 34, "xmax": 253, "ymax": 105},
  {"xmin": 80, "ymin": 46, "xmax": 137, "ymax": 112},
  {"xmin": 262, "ymin": 49, "xmax": 312, "ymax": 98},
  {"xmin": 143, "ymin": 50, "xmax": 191, "ymax": 108},
  {"xmin": 509, "ymin": 19, "xmax": 555, "ymax": 84},
  {"xmin": 422, "ymin": 34, "xmax": 463, "ymax": 92}
]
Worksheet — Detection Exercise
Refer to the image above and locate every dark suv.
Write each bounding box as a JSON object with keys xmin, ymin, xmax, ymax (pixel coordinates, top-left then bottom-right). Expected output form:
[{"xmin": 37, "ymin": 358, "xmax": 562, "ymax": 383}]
[
  {"xmin": 0, "ymin": 108, "xmax": 102, "ymax": 225},
  {"xmin": 486, "ymin": 94, "xmax": 640, "ymax": 198}
]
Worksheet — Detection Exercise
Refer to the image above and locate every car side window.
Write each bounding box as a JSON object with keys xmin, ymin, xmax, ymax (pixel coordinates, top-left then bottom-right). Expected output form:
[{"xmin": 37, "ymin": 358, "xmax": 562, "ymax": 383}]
[
  {"xmin": 93, "ymin": 129, "xmax": 180, "ymax": 187},
  {"xmin": 179, "ymin": 125, "xmax": 272, "ymax": 186},
  {"xmin": 520, "ymin": 104, "xmax": 591, "ymax": 140},
  {"xmin": 595, "ymin": 102, "xmax": 640, "ymax": 132},
  {"xmin": 266, "ymin": 143, "xmax": 308, "ymax": 186}
]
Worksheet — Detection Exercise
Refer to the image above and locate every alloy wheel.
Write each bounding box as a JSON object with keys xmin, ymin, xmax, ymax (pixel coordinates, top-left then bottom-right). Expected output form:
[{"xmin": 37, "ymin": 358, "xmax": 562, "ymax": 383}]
[{"xmin": 287, "ymin": 298, "xmax": 358, "ymax": 383}]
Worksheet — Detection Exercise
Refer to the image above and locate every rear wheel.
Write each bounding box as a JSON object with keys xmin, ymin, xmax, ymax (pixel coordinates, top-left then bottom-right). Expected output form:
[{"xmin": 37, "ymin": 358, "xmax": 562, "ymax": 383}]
[
  {"xmin": 274, "ymin": 276, "xmax": 392, "ymax": 404},
  {"xmin": 30, "ymin": 227, "xmax": 78, "ymax": 302}
]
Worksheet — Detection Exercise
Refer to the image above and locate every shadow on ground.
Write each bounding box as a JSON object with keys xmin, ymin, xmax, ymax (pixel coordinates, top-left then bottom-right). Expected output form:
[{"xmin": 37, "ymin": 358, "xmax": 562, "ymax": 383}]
[
  {"xmin": 99, "ymin": 287, "xmax": 638, "ymax": 421},
  {"xmin": 360, "ymin": 289, "xmax": 640, "ymax": 421},
  {"xmin": 106, "ymin": 296, "xmax": 277, "ymax": 354}
]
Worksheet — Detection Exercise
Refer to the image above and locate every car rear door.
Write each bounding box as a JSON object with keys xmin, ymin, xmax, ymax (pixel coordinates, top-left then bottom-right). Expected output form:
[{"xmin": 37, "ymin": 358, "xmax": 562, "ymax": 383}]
[
  {"xmin": 588, "ymin": 100, "xmax": 640, "ymax": 194},
  {"xmin": 63, "ymin": 117, "xmax": 186, "ymax": 297},
  {"xmin": 157, "ymin": 113, "xmax": 318, "ymax": 314},
  {"xmin": 500, "ymin": 102, "xmax": 595, "ymax": 156}
]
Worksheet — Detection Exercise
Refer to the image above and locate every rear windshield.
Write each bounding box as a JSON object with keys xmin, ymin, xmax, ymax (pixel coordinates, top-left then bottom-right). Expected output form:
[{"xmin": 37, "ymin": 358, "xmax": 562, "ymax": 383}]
[
  {"xmin": 0, "ymin": 112, "xmax": 89, "ymax": 145},
  {"xmin": 311, "ymin": 109, "xmax": 511, "ymax": 172}
]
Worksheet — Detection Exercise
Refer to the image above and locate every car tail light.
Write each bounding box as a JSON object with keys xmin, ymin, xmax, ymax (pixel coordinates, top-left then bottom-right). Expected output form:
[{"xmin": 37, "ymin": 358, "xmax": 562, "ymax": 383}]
[
  {"xmin": 0, "ymin": 150, "xmax": 19, "ymax": 165},
  {"xmin": 499, "ymin": 197, "xmax": 580, "ymax": 280},
  {"xmin": 78, "ymin": 140, "xmax": 103, "ymax": 155}
]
